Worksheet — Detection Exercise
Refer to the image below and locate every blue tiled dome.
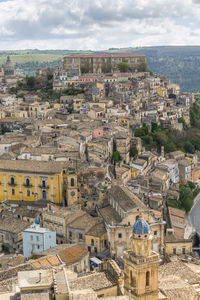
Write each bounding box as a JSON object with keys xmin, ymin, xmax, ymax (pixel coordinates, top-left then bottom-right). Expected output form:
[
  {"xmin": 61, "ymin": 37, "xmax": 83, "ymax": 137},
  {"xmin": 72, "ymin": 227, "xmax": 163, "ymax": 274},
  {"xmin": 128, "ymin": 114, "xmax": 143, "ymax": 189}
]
[{"xmin": 133, "ymin": 218, "xmax": 149, "ymax": 235}]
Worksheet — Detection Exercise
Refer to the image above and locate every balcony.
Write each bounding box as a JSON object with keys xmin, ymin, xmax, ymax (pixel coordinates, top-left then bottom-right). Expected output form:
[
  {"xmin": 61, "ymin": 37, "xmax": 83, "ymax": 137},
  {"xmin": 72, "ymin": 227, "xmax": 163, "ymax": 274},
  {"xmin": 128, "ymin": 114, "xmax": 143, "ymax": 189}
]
[
  {"xmin": 8, "ymin": 182, "xmax": 17, "ymax": 187},
  {"xmin": 23, "ymin": 184, "xmax": 33, "ymax": 188},
  {"xmin": 39, "ymin": 185, "xmax": 49, "ymax": 189}
]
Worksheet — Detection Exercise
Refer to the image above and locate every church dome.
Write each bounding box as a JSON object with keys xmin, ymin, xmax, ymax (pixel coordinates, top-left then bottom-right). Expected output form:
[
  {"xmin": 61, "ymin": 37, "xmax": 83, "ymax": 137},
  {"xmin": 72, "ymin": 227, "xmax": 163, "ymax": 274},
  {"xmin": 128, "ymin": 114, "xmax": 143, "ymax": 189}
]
[
  {"xmin": 133, "ymin": 218, "xmax": 149, "ymax": 235},
  {"xmin": 4, "ymin": 56, "xmax": 14, "ymax": 68}
]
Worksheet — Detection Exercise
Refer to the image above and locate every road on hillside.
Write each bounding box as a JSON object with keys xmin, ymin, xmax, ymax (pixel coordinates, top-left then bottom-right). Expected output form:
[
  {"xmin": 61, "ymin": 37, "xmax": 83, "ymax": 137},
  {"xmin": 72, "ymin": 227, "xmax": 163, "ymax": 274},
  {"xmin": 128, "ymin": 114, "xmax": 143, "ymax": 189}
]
[{"xmin": 189, "ymin": 193, "xmax": 200, "ymax": 234}]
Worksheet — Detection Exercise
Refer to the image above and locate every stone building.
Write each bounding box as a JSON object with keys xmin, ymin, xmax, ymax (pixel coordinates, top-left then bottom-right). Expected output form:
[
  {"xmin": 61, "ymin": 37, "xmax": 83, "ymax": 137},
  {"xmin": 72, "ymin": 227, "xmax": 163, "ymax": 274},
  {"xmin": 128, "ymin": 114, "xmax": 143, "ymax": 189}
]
[
  {"xmin": 62, "ymin": 54, "xmax": 146, "ymax": 75},
  {"xmin": 114, "ymin": 132, "xmax": 130, "ymax": 164},
  {"xmin": 18, "ymin": 269, "xmax": 53, "ymax": 300},
  {"xmin": 98, "ymin": 186, "xmax": 165, "ymax": 258}
]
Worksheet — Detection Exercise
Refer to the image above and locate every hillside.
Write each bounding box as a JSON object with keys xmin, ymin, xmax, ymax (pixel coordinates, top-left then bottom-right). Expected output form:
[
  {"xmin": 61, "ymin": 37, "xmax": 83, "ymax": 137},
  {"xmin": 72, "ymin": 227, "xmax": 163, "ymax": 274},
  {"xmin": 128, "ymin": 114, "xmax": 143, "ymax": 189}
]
[{"xmin": 1, "ymin": 46, "xmax": 200, "ymax": 92}]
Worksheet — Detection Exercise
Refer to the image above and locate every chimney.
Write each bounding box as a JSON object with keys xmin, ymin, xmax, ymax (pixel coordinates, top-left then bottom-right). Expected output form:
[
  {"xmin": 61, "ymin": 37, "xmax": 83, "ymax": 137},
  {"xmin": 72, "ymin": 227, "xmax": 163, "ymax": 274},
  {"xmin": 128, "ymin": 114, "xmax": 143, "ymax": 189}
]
[{"xmin": 36, "ymin": 271, "xmax": 42, "ymax": 283}]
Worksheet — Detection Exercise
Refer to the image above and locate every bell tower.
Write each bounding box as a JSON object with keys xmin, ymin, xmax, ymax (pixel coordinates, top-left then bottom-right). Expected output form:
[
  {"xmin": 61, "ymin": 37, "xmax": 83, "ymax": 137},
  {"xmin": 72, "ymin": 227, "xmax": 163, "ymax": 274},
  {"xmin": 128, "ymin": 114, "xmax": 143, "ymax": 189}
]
[
  {"xmin": 123, "ymin": 216, "xmax": 160, "ymax": 300},
  {"xmin": 66, "ymin": 168, "xmax": 78, "ymax": 206}
]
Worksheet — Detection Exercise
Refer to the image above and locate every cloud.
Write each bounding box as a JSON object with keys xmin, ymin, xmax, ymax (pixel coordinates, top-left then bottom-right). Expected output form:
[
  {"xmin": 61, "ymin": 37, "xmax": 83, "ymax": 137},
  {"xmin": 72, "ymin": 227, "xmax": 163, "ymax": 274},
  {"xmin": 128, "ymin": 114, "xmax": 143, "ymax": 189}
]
[{"xmin": 0, "ymin": 0, "xmax": 199, "ymax": 49}]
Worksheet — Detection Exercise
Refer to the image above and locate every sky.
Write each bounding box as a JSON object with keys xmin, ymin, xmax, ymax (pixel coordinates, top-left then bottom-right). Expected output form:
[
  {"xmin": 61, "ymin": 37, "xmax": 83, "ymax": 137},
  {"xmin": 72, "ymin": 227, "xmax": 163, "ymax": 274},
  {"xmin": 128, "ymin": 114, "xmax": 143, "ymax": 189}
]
[{"xmin": 0, "ymin": 0, "xmax": 200, "ymax": 50}]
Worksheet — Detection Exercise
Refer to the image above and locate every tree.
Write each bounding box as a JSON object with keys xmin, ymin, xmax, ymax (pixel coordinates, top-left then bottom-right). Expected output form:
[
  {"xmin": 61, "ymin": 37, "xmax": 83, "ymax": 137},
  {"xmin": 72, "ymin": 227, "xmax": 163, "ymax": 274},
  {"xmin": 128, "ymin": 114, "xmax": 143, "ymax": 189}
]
[
  {"xmin": 81, "ymin": 62, "xmax": 91, "ymax": 74},
  {"xmin": 179, "ymin": 186, "xmax": 194, "ymax": 212},
  {"xmin": 151, "ymin": 122, "xmax": 159, "ymax": 133},
  {"xmin": 26, "ymin": 76, "xmax": 36, "ymax": 89},
  {"xmin": 130, "ymin": 146, "xmax": 138, "ymax": 158},
  {"xmin": 117, "ymin": 62, "xmax": 129, "ymax": 73},
  {"xmin": 178, "ymin": 117, "xmax": 188, "ymax": 130},
  {"xmin": 112, "ymin": 151, "xmax": 121, "ymax": 162},
  {"xmin": 184, "ymin": 141, "xmax": 195, "ymax": 154},
  {"xmin": 137, "ymin": 62, "xmax": 147, "ymax": 72},
  {"xmin": 142, "ymin": 123, "xmax": 149, "ymax": 135},
  {"xmin": 188, "ymin": 181, "xmax": 196, "ymax": 190}
]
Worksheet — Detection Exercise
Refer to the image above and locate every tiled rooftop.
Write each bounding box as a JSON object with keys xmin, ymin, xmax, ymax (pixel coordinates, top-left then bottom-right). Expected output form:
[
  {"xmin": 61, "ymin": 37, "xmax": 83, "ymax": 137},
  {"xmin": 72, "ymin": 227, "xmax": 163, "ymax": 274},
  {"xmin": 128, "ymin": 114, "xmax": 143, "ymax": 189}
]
[
  {"xmin": 69, "ymin": 271, "xmax": 117, "ymax": 291},
  {"xmin": 58, "ymin": 244, "xmax": 88, "ymax": 265}
]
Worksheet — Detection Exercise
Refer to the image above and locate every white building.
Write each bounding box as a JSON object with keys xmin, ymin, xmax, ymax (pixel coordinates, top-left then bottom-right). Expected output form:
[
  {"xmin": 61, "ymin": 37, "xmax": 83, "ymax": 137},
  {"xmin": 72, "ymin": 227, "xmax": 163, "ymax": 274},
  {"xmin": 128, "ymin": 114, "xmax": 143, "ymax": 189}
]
[{"xmin": 23, "ymin": 223, "xmax": 56, "ymax": 258}]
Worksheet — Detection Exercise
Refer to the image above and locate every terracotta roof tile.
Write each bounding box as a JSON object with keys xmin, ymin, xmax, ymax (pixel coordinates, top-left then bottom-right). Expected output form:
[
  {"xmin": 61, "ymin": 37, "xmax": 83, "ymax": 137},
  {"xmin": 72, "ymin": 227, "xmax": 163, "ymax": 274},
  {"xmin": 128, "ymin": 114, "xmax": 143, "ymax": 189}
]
[
  {"xmin": 47, "ymin": 255, "xmax": 61, "ymax": 266},
  {"xmin": 58, "ymin": 244, "xmax": 88, "ymax": 265}
]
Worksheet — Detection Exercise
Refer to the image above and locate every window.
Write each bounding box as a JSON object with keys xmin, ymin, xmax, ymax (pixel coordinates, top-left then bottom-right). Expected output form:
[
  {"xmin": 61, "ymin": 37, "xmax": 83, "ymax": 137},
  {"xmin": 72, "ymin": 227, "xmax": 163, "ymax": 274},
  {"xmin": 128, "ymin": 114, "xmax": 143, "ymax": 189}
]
[
  {"xmin": 71, "ymin": 178, "xmax": 75, "ymax": 187},
  {"xmin": 154, "ymin": 231, "xmax": 157, "ymax": 236},
  {"xmin": 36, "ymin": 236, "xmax": 39, "ymax": 242},
  {"xmin": 27, "ymin": 190, "xmax": 30, "ymax": 197},
  {"xmin": 146, "ymin": 271, "xmax": 150, "ymax": 287},
  {"xmin": 37, "ymin": 245, "xmax": 40, "ymax": 249},
  {"xmin": 173, "ymin": 248, "xmax": 176, "ymax": 254},
  {"xmin": 182, "ymin": 247, "xmax": 186, "ymax": 254},
  {"xmin": 49, "ymin": 235, "xmax": 51, "ymax": 239},
  {"xmin": 26, "ymin": 178, "xmax": 30, "ymax": 186},
  {"xmin": 74, "ymin": 266, "xmax": 78, "ymax": 272},
  {"xmin": 42, "ymin": 180, "xmax": 46, "ymax": 188},
  {"xmin": 69, "ymin": 231, "xmax": 72, "ymax": 238},
  {"xmin": 10, "ymin": 177, "xmax": 15, "ymax": 185},
  {"xmin": 79, "ymin": 233, "xmax": 83, "ymax": 240},
  {"xmin": 12, "ymin": 189, "xmax": 15, "ymax": 195},
  {"xmin": 91, "ymin": 239, "xmax": 94, "ymax": 246},
  {"xmin": 30, "ymin": 235, "xmax": 33, "ymax": 241},
  {"xmin": 118, "ymin": 233, "xmax": 122, "ymax": 238}
]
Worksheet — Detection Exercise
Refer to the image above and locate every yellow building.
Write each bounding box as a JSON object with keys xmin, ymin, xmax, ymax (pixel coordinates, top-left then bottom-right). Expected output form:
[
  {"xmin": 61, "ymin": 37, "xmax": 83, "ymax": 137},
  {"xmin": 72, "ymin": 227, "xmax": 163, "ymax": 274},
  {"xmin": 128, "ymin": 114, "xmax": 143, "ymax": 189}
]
[
  {"xmin": 53, "ymin": 103, "xmax": 61, "ymax": 109},
  {"xmin": 130, "ymin": 167, "xmax": 139, "ymax": 179},
  {"xmin": 120, "ymin": 117, "xmax": 129, "ymax": 125},
  {"xmin": 157, "ymin": 87, "xmax": 167, "ymax": 97},
  {"xmin": 73, "ymin": 98, "xmax": 84, "ymax": 112},
  {"xmin": 10, "ymin": 110, "xmax": 28, "ymax": 118},
  {"xmin": 0, "ymin": 160, "xmax": 71, "ymax": 205}
]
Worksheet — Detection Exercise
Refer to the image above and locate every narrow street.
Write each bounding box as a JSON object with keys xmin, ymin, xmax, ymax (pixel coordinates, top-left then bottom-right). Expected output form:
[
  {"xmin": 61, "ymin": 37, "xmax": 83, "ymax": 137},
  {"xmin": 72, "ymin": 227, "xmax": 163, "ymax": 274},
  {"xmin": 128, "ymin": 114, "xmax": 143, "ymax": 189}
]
[{"xmin": 189, "ymin": 193, "xmax": 200, "ymax": 234}]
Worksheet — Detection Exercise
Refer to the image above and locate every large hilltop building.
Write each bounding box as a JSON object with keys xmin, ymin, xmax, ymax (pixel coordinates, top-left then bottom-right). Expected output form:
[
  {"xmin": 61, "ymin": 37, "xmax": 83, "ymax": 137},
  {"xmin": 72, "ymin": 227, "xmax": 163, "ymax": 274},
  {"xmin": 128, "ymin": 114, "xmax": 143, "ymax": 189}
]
[{"xmin": 62, "ymin": 53, "xmax": 146, "ymax": 75}]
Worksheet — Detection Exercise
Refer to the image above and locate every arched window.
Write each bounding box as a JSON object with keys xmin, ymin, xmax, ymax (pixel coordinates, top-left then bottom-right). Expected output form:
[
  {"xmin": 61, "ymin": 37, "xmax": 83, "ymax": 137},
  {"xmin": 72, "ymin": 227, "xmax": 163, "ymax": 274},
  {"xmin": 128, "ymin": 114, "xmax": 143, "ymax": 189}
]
[
  {"xmin": 11, "ymin": 177, "xmax": 15, "ymax": 185},
  {"xmin": 71, "ymin": 178, "xmax": 75, "ymax": 187},
  {"xmin": 146, "ymin": 271, "xmax": 150, "ymax": 287},
  {"xmin": 26, "ymin": 178, "xmax": 30, "ymax": 186}
]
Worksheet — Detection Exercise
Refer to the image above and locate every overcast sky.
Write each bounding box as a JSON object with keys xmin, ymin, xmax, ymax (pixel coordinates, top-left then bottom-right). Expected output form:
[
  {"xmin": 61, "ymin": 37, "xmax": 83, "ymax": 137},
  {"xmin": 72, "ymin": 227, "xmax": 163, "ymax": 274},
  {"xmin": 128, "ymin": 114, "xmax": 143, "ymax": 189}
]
[{"xmin": 0, "ymin": 0, "xmax": 200, "ymax": 50}]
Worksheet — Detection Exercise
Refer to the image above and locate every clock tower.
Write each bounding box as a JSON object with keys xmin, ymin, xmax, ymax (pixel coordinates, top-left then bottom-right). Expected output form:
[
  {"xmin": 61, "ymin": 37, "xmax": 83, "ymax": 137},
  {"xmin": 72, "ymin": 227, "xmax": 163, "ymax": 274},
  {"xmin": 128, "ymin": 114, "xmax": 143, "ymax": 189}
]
[
  {"xmin": 123, "ymin": 216, "xmax": 159, "ymax": 300},
  {"xmin": 66, "ymin": 169, "xmax": 78, "ymax": 206}
]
